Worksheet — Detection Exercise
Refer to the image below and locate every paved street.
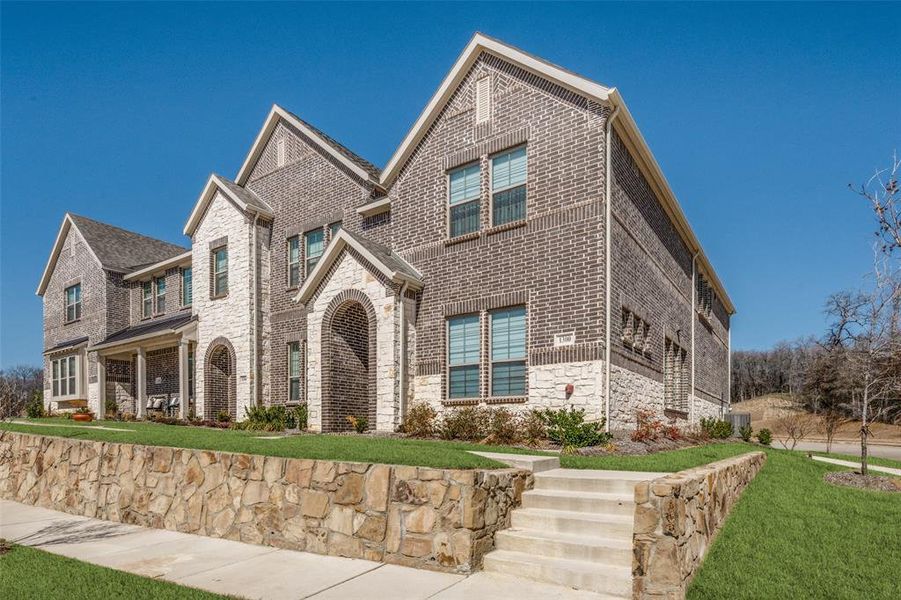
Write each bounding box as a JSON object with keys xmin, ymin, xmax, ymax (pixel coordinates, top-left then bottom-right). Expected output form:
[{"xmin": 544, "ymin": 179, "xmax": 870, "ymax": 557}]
[{"xmin": 0, "ymin": 500, "xmax": 611, "ymax": 600}]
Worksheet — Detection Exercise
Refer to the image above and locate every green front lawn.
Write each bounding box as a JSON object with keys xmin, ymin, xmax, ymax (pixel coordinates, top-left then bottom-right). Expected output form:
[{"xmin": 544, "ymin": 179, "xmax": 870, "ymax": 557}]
[
  {"xmin": 0, "ymin": 418, "xmax": 534, "ymax": 469},
  {"xmin": 560, "ymin": 442, "xmax": 754, "ymax": 472},
  {"xmin": 0, "ymin": 543, "xmax": 229, "ymax": 600}
]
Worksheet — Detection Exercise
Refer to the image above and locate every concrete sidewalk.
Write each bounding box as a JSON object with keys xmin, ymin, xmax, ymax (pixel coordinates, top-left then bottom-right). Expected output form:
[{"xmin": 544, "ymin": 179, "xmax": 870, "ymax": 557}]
[
  {"xmin": 810, "ymin": 455, "xmax": 901, "ymax": 476},
  {"xmin": 0, "ymin": 500, "xmax": 607, "ymax": 600}
]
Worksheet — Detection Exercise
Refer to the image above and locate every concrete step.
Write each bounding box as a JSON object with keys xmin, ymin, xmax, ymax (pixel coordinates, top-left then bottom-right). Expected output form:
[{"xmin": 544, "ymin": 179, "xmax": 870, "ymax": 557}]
[
  {"xmin": 483, "ymin": 549, "xmax": 632, "ymax": 598},
  {"xmin": 494, "ymin": 527, "xmax": 632, "ymax": 564},
  {"xmin": 521, "ymin": 489, "xmax": 634, "ymax": 516},
  {"xmin": 467, "ymin": 451, "xmax": 560, "ymax": 472},
  {"xmin": 534, "ymin": 468, "xmax": 666, "ymax": 494},
  {"xmin": 510, "ymin": 507, "xmax": 634, "ymax": 537}
]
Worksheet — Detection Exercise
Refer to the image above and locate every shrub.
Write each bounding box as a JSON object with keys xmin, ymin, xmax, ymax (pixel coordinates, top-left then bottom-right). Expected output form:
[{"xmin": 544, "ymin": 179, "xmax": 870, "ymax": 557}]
[
  {"xmin": 439, "ymin": 406, "xmax": 489, "ymax": 441},
  {"xmin": 739, "ymin": 423, "xmax": 754, "ymax": 442},
  {"xmin": 74, "ymin": 406, "xmax": 92, "ymax": 415},
  {"xmin": 285, "ymin": 408, "xmax": 297, "ymax": 429},
  {"xmin": 631, "ymin": 410, "xmax": 664, "ymax": 442},
  {"xmin": 700, "ymin": 417, "xmax": 733, "ymax": 439},
  {"xmin": 401, "ymin": 402, "xmax": 438, "ymax": 437},
  {"xmin": 241, "ymin": 405, "xmax": 287, "ymax": 431},
  {"xmin": 105, "ymin": 397, "xmax": 118, "ymax": 418},
  {"xmin": 149, "ymin": 414, "xmax": 187, "ymax": 426},
  {"xmin": 24, "ymin": 396, "xmax": 44, "ymax": 419},
  {"xmin": 216, "ymin": 410, "xmax": 232, "ymax": 423},
  {"xmin": 540, "ymin": 407, "xmax": 609, "ymax": 448},
  {"xmin": 520, "ymin": 410, "xmax": 547, "ymax": 447},
  {"xmin": 485, "ymin": 408, "xmax": 520, "ymax": 445},
  {"xmin": 346, "ymin": 415, "xmax": 368, "ymax": 433},
  {"xmin": 756, "ymin": 428, "xmax": 772, "ymax": 446},
  {"xmin": 295, "ymin": 404, "xmax": 308, "ymax": 430}
]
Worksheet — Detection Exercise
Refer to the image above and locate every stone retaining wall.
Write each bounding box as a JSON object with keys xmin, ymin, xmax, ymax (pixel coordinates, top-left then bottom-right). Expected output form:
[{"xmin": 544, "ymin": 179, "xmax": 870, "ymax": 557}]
[
  {"xmin": 0, "ymin": 431, "xmax": 531, "ymax": 573},
  {"xmin": 631, "ymin": 451, "xmax": 766, "ymax": 599}
]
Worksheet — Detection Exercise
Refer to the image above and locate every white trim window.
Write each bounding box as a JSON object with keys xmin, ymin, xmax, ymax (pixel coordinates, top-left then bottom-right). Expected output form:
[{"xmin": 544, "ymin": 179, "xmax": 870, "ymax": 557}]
[
  {"xmin": 142, "ymin": 281, "xmax": 153, "ymax": 318},
  {"xmin": 304, "ymin": 229, "xmax": 324, "ymax": 276},
  {"xmin": 287, "ymin": 236, "xmax": 301, "ymax": 287},
  {"xmin": 328, "ymin": 221, "xmax": 342, "ymax": 241},
  {"xmin": 447, "ymin": 314, "xmax": 481, "ymax": 399},
  {"xmin": 64, "ymin": 283, "xmax": 81, "ymax": 323},
  {"xmin": 212, "ymin": 246, "xmax": 228, "ymax": 297},
  {"xmin": 491, "ymin": 147, "xmax": 527, "ymax": 226},
  {"xmin": 51, "ymin": 355, "xmax": 79, "ymax": 398},
  {"xmin": 288, "ymin": 341, "xmax": 302, "ymax": 403},
  {"xmin": 181, "ymin": 267, "xmax": 193, "ymax": 307},
  {"xmin": 448, "ymin": 163, "xmax": 480, "ymax": 238},
  {"xmin": 490, "ymin": 306, "xmax": 527, "ymax": 396},
  {"xmin": 155, "ymin": 276, "xmax": 166, "ymax": 314}
]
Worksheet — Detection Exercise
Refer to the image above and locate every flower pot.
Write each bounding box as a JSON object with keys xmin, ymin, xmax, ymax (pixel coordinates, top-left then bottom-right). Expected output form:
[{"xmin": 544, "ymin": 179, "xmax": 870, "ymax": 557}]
[{"xmin": 73, "ymin": 413, "xmax": 93, "ymax": 422}]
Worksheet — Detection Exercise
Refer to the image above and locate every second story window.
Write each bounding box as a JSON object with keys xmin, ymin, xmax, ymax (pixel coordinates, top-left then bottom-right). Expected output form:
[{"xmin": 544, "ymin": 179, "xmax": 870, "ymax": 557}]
[
  {"xmin": 491, "ymin": 147, "xmax": 527, "ymax": 226},
  {"xmin": 287, "ymin": 236, "xmax": 301, "ymax": 287},
  {"xmin": 64, "ymin": 283, "xmax": 81, "ymax": 323},
  {"xmin": 448, "ymin": 163, "xmax": 480, "ymax": 238},
  {"xmin": 447, "ymin": 314, "xmax": 480, "ymax": 399},
  {"xmin": 142, "ymin": 281, "xmax": 153, "ymax": 318},
  {"xmin": 155, "ymin": 277, "xmax": 166, "ymax": 314},
  {"xmin": 305, "ymin": 229, "xmax": 324, "ymax": 276},
  {"xmin": 212, "ymin": 246, "xmax": 228, "ymax": 297},
  {"xmin": 329, "ymin": 221, "xmax": 342, "ymax": 240},
  {"xmin": 181, "ymin": 267, "xmax": 192, "ymax": 307}
]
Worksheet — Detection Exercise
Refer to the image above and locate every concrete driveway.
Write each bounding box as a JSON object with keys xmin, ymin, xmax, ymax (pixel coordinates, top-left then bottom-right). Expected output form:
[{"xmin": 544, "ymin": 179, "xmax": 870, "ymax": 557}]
[{"xmin": 0, "ymin": 500, "xmax": 608, "ymax": 600}]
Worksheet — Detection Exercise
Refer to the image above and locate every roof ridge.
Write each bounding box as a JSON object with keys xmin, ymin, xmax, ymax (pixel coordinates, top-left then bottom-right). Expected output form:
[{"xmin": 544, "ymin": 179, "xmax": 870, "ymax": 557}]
[
  {"xmin": 279, "ymin": 108, "xmax": 381, "ymax": 178},
  {"xmin": 68, "ymin": 213, "xmax": 188, "ymax": 251}
]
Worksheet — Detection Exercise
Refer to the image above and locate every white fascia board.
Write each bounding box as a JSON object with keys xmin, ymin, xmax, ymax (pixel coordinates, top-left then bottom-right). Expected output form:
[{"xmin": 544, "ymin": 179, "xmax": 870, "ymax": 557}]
[
  {"xmin": 183, "ymin": 174, "xmax": 273, "ymax": 237},
  {"xmin": 235, "ymin": 105, "xmax": 375, "ymax": 186},
  {"xmin": 123, "ymin": 251, "xmax": 192, "ymax": 282},
  {"xmin": 356, "ymin": 196, "xmax": 391, "ymax": 217},
  {"xmin": 36, "ymin": 214, "xmax": 104, "ymax": 296},
  {"xmin": 379, "ymin": 33, "xmax": 612, "ymax": 188}
]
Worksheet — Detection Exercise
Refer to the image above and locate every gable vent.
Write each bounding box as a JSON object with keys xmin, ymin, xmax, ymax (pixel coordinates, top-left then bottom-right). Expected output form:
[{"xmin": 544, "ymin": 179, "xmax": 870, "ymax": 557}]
[
  {"xmin": 475, "ymin": 76, "xmax": 491, "ymax": 123},
  {"xmin": 276, "ymin": 138, "xmax": 287, "ymax": 167}
]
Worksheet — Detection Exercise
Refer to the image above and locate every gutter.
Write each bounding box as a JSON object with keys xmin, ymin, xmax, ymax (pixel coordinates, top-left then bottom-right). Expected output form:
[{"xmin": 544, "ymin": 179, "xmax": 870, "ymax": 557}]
[
  {"xmin": 603, "ymin": 105, "xmax": 621, "ymax": 432},
  {"xmin": 251, "ymin": 213, "xmax": 260, "ymax": 408}
]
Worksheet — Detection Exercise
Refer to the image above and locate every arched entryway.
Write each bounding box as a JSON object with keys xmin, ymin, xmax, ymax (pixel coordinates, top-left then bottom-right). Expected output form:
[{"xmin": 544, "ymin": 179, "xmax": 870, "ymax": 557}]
[
  {"xmin": 204, "ymin": 337, "xmax": 236, "ymax": 421},
  {"xmin": 322, "ymin": 290, "xmax": 377, "ymax": 432}
]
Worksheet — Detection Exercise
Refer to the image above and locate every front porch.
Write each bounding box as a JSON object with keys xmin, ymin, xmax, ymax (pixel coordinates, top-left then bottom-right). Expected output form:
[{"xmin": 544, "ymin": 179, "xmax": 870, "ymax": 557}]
[{"xmin": 90, "ymin": 313, "xmax": 197, "ymax": 420}]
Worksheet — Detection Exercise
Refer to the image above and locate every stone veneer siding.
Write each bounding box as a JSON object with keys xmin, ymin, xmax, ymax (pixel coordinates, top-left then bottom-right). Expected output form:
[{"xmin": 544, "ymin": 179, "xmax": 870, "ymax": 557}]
[
  {"xmin": 0, "ymin": 431, "xmax": 531, "ymax": 574},
  {"xmin": 631, "ymin": 451, "xmax": 766, "ymax": 599}
]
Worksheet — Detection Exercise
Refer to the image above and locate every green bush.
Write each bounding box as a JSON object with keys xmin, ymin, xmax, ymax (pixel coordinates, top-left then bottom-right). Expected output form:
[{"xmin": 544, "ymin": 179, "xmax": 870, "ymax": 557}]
[
  {"xmin": 295, "ymin": 404, "xmax": 308, "ymax": 430},
  {"xmin": 241, "ymin": 405, "xmax": 287, "ymax": 431},
  {"xmin": 700, "ymin": 417, "xmax": 733, "ymax": 439},
  {"xmin": 285, "ymin": 408, "xmax": 297, "ymax": 429},
  {"xmin": 216, "ymin": 410, "xmax": 232, "ymax": 423},
  {"xmin": 24, "ymin": 396, "xmax": 44, "ymax": 419},
  {"xmin": 105, "ymin": 397, "xmax": 118, "ymax": 417},
  {"xmin": 756, "ymin": 428, "xmax": 772, "ymax": 446},
  {"xmin": 520, "ymin": 410, "xmax": 547, "ymax": 447},
  {"xmin": 400, "ymin": 402, "xmax": 437, "ymax": 437},
  {"xmin": 486, "ymin": 408, "xmax": 520, "ymax": 445},
  {"xmin": 739, "ymin": 423, "xmax": 753, "ymax": 442},
  {"xmin": 540, "ymin": 407, "xmax": 610, "ymax": 449},
  {"xmin": 346, "ymin": 415, "xmax": 368, "ymax": 433},
  {"xmin": 439, "ymin": 406, "xmax": 489, "ymax": 441}
]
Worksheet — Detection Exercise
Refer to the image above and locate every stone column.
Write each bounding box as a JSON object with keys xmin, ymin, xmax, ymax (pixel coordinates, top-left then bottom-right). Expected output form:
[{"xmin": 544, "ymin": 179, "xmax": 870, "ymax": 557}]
[
  {"xmin": 178, "ymin": 339, "xmax": 190, "ymax": 420},
  {"xmin": 96, "ymin": 355, "xmax": 106, "ymax": 420},
  {"xmin": 136, "ymin": 348, "xmax": 147, "ymax": 419}
]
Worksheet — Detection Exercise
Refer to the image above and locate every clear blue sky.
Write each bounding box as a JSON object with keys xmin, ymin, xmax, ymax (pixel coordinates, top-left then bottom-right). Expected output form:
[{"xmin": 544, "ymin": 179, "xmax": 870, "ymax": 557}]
[{"xmin": 2, "ymin": 2, "xmax": 899, "ymax": 368}]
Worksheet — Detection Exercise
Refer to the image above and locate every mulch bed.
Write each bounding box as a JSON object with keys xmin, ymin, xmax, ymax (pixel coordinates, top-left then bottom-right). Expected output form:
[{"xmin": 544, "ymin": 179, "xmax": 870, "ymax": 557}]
[
  {"xmin": 574, "ymin": 430, "xmax": 717, "ymax": 456},
  {"xmin": 824, "ymin": 471, "xmax": 901, "ymax": 493}
]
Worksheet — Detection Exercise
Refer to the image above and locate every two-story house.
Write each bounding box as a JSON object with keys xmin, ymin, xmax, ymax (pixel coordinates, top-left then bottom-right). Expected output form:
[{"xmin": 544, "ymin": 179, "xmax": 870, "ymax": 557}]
[{"xmin": 37, "ymin": 34, "xmax": 734, "ymax": 432}]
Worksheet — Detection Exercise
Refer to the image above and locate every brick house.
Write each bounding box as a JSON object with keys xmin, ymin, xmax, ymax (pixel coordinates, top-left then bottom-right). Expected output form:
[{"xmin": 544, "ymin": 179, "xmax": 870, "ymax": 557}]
[{"xmin": 36, "ymin": 34, "xmax": 734, "ymax": 431}]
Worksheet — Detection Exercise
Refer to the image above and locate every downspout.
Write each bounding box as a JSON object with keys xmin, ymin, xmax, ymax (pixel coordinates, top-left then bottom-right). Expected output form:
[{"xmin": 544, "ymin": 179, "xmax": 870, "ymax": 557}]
[
  {"xmin": 690, "ymin": 252, "xmax": 698, "ymax": 423},
  {"xmin": 398, "ymin": 281, "xmax": 409, "ymax": 429},
  {"xmin": 251, "ymin": 213, "xmax": 260, "ymax": 408},
  {"xmin": 726, "ymin": 327, "xmax": 731, "ymax": 419},
  {"xmin": 603, "ymin": 105, "xmax": 621, "ymax": 433}
]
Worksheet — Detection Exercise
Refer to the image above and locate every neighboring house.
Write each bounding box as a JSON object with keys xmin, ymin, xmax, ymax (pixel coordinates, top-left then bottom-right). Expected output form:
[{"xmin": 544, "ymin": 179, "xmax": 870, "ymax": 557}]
[{"xmin": 36, "ymin": 33, "xmax": 734, "ymax": 431}]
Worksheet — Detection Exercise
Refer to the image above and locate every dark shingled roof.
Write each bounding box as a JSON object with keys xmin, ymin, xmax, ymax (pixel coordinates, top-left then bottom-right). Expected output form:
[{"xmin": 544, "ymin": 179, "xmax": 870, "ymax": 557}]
[
  {"xmin": 282, "ymin": 108, "xmax": 382, "ymax": 181},
  {"xmin": 342, "ymin": 229, "xmax": 422, "ymax": 283},
  {"xmin": 44, "ymin": 336, "xmax": 89, "ymax": 354},
  {"xmin": 96, "ymin": 312, "xmax": 195, "ymax": 348},
  {"xmin": 214, "ymin": 175, "xmax": 274, "ymax": 214},
  {"xmin": 69, "ymin": 214, "xmax": 188, "ymax": 273}
]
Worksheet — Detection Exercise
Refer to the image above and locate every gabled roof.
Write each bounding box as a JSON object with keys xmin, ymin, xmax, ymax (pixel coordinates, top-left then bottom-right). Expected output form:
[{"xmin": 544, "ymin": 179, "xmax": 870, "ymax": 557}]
[
  {"xmin": 234, "ymin": 105, "xmax": 381, "ymax": 188},
  {"xmin": 36, "ymin": 214, "xmax": 188, "ymax": 296},
  {"xmin": 293, "ymin": 229, "xmax": 423, "ymax": 304},
  {"xmin": 183, "ymin": 174, "xmax": 274, "ymax": 236}
]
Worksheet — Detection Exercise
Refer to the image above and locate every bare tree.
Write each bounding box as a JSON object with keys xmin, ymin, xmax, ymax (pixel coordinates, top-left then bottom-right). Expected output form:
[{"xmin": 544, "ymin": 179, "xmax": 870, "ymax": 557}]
[
  {"xmin": 0, "ymin": 365, "xmax": 43, "ymax": 420},
  {"xmin": 818, "ymin": 410, "xmax": 850, "ymax": 454},
  {"xmin": 776, "ymin": 410, "xmax": 814, "ymax": 451},
  {"xmin": 851, "ymin": 152, "xmax": 901, "ymax": 257}
]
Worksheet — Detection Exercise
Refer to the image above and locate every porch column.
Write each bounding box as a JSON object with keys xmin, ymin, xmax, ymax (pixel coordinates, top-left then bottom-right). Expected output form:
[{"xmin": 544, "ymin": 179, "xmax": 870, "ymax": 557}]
[
  {"xmin": 178, "ymin": 339, "xmax": 190, "ymax": 420},
  {"xmin": 96, "ymin": 355, "xmax": 106, "ymax": 420},
  {"xmin": 136, "ymin": 347, "xmax": 147, "ymax": 419}
]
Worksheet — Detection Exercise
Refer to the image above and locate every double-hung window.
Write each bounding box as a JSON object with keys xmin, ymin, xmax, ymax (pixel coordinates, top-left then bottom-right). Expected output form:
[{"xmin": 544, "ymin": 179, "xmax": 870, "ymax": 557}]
[
  {"xmin": 181, "ymin": 267, "xmax": 193, "ymax": 307},
  {"xmin": 142, "ymin": 281, "xmax": 153, "ymax": 318},
  {"xmin": 447, "ymin": 314, "xmax": 480, "ymax": 398},
  {"xmin": 288, "ymin": 341, "xmax": 302, "ymax": 403},
  {"xmin": 51, "ymin": 355, "xmax": 78, "ymax": 398},
  {"xmin": 448, "ymin": 163, "xmax": 481, "ymax": 238},
  {"xmin": 155, "ymin": 277, "xmax": 166, "ymax": 314},
  {"xmin": 212, "ymin": 246, "xmax": 228, "ymax": 297},
  {"xmin": 305, "ymin": 229, "xmax": 324, "ymax": 276},
  {"xmin": 287, "ymin": 236, "xmax": 301, "ymax": 287},
  {"xmin": 490, "ymin": 307, "xmax": 527, "ymax": 396},
  {"xmin": 64, "ymin": 284, "xmax": 81, "ymax": 323},
  {"xmin": 491, "ymin": 147, "xmax": 527, "ymax": 226}
]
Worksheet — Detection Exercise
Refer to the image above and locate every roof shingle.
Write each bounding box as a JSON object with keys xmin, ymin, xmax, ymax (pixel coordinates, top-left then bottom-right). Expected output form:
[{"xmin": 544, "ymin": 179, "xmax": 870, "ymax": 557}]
[{"xmin": 69, "ymin": 214, "xmax": 188, "ymax": 273}]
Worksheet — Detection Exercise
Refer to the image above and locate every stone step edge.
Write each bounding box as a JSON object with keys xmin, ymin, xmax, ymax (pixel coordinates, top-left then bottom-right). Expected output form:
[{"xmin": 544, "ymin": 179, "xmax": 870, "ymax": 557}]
[
  {"xmin": 484, "ymin": 549, "xmax": 633, "ymax": 589},
  {"xmin": 511, "ymin": 506, "xmax": 635, "ymax": 524},
  {"xmin": 523, "ymin": 488, "xmax": 634, "ymax": 502},
  {"xmin": 497, "ymin": 526, "xmax": 633, "ymax": 549}
]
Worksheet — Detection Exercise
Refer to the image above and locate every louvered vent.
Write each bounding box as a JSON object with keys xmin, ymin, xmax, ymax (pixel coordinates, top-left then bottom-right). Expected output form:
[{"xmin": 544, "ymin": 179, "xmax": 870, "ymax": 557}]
[
  {"xmin": 276, "ymin": 138, "xmax": 286, "ymax": 167},
  {"xmin": 475, "ymin": 76, "xmax": 491, "ymax": 123}
]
